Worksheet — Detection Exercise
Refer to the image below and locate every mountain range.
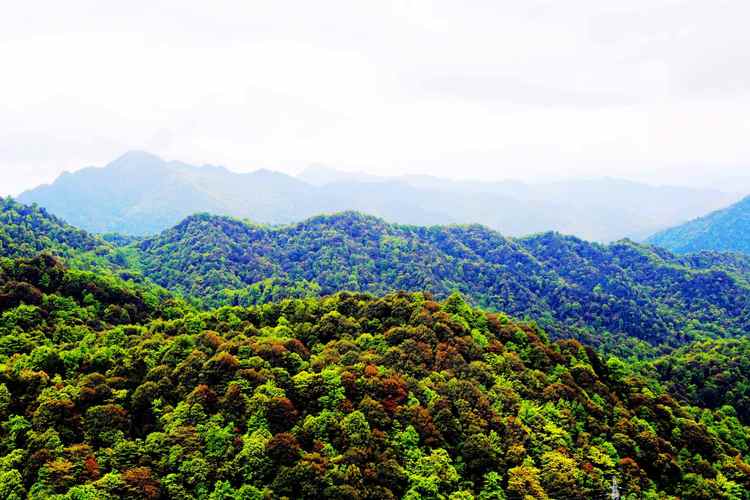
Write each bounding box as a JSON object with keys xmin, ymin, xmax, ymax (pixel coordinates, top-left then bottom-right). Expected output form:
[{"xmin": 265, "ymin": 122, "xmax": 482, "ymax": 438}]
[
  {"xmin": 3, "ymin": 192, "xmax": 750, "ymax": 497},
  {"xmin": 4, "ymin": 196, "xmax": 750, "ymax": 358},
  {"xmin": 18, "ymin": 151, "xmax": 740, "ymax": 241},
  {"xmin": 648, "ymin": 195, "xmax": 750, "ymax": 254},
  {"xmin": 134, "ymin": 211, "xmax": 750, "ymax": 356}
]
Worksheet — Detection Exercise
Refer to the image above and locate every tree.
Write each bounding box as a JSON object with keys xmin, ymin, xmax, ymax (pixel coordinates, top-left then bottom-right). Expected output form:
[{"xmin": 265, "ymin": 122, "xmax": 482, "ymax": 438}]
[{"xmin": 507, "ymin": 462, "xmax": 547, "ymax": 500}]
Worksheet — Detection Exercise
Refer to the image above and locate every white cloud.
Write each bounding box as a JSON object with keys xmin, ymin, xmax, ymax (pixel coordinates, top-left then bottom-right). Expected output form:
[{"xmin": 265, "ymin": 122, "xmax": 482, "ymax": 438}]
[{"xmin": 1, "ymin": 0, "xmax": 750, "ymax": 195}]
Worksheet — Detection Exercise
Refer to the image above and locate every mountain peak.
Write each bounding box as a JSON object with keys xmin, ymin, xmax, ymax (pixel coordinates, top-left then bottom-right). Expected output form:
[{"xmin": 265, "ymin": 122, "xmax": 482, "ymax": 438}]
[
  {"xmin": 110, "ymin": 150, "xmax": 164, "ymax": 166},
  {"xmin": 16, "ymin": 151, "xmax": 742, "ymax": 242},
  {"xmin": 253, "ymin": 168, "xmax": 283, "ymax": 177}
]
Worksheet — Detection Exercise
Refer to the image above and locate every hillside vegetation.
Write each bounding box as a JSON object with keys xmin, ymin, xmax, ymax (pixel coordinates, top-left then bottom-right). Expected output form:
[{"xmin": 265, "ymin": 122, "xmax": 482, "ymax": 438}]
[
  {"xmin": 651, "ymin": 338, "xmax": 750, "ymax": 425},
  {"xmin": 648, "ymin": 196, "xmax": 750, "ymax": 254},
  {"xmin": 1, "ymin": 255, "xmax": 749, "ymax": 498},
  {"xmin": 0, "ymin": 197, "xmax": 149, "ymax": 276},
  {"xmin": 4, "ymin": 198, "xmax": 750, "ymax": 358},
  {"xmin": 137, "ymin": 212, "xmax": 750, "ymax": 357},
  {"xmin": 0, "ymin": 198, "xmax": 110, "ymax": 262}
]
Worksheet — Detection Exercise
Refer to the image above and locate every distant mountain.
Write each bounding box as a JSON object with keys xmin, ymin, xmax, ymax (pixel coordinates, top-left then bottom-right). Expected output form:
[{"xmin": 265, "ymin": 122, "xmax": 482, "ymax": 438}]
[
  {"xmin": 648, "ymin": 195, "xmax": 750, "ymax": 254},
  {"xmin": 383, "ymin": 175, "xmax": 739, "ymax": 242},
  {"xmin": 137, "ymin": 211, "xmax": 750, "ymax": 356},
  {"xmin": 20, "ymin": 152, "xmax": 739, "ymax": 240},
  {"xmin": 18, "ymin": 151, "xmax": 311, "ymax": 235},
  {"xmin": 297, "ymin": 163, "xmax": 385, "ymax": 185},
  {"xmin": 299, "ymin": 167, "xmax": 740, "ymax": 241}
]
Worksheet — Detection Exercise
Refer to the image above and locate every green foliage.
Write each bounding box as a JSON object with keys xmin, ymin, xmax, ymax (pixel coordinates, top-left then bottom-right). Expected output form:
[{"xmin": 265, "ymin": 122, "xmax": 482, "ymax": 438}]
[
  {"xmin": 0, "ymin": 262, "xmax": 748, "ymax": 498},
  {"xmin": 651, "ymin": 338, "xmax": 750, "ymax": 426},
  {"xmin": 3, "ymin": 199, "xmax": 750, "ymax": 498},
  {"xmin": 0, "ymin": 198, "xmax": 156, "ymax": 287},
  {"xmin": 0, "ymin": 198, "xmax": 115, "ymax": 270},
  {"xmin": 6, "ymin": 197, "xmax": 750, "ymax": 359},
  {"xmin": 136, "ymin": 211, "xmax": 750, "ymax": 357}
]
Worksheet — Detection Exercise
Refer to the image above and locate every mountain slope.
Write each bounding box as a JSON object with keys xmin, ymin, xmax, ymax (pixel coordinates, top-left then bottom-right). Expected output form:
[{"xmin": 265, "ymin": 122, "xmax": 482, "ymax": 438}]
[
  {"xmin": 18, "ymin": 151, "xmax": 314, "ymax": 235},
  {"xmin": 652, "ymin": 337, "xmax": 750, "ymax": 424},
  {"xmin": 0, "ymin": 197, "xmax": 111, "ymax": 261},
  {"xmin": 9, "ymin": 193, "xmax": 746, "ymax": 357},
  {"xmin": 136, "ymin": 212, "xmax": 750, "ymax": 355},
  {"xmin": 1, "ymin": 271, "xmax": 748, "ymax": 498},
  {"xmin": 20, "ymin": 152, "xmax": 737, "ymax": 241},
  {"xmin": 648, "ymin": 195, "xmax": 750, "ymax": 254}
]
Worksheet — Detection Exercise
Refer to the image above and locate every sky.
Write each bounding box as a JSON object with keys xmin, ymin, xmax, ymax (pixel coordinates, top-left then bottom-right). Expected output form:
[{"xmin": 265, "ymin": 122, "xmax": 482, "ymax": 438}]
[{"xmin": 2, "ymin": 0, "xmax": 750, "ymax": 196}]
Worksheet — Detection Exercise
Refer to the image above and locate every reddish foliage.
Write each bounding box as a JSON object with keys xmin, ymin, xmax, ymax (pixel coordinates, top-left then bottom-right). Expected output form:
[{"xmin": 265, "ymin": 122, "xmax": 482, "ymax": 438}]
[
  {"xmin": 267, "ymin": 432, "xmax": 302, "ymax": 466},
  {"xmin": 122, "ymin": 467, "xmax": 161, "ymax": 499},
  {"xmin": 84, "ymin": 456, "xmax": 100, "ymax": 480},
  {"xmin": 267, "ymin": 397, "xmax": 300, "ymax": 434}
]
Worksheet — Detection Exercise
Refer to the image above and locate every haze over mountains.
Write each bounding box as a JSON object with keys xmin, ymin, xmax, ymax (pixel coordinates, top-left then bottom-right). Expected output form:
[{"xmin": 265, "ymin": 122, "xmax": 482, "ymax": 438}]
[
  {"xmin": 8, "ymin": 1, "xmax": 750, "ymax": 496},
  {"xmin": 648, "ymin": 195, "xmax": 750, "ymax": 255},
  {"xmin": 19, "ymin": 151, "xmax": 740, "ymax": 242}
]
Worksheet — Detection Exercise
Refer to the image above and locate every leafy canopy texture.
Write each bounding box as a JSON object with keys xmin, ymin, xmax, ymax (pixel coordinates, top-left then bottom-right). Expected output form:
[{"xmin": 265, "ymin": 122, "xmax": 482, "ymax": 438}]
[
  {"xmin": 5, "ymin": 197, "xmax": 750, "ymax": 359},
  {"xmin": 0, "ymin": 198, "xmax": 108, "ymax": 261},
  {"xmin": 0, "ymin": 256, "xmax": 749, "ymax": 499},
  {"xmin": 652, "ymin": 338, "xmax": 750, "ymax": 425},
  {"xmin": 0, "ymin": 197, "xmax": 137, "ymax": 273},
  {"xmin": 138, "ymin": 212, "xmax": 750, "ymax": 357}
]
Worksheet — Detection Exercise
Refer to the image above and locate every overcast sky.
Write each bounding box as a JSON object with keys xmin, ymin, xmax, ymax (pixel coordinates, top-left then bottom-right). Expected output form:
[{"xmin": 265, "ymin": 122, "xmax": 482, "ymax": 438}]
[{"xmin": 2, "ymin": 0, "xmax": 750, "ymax": 196}]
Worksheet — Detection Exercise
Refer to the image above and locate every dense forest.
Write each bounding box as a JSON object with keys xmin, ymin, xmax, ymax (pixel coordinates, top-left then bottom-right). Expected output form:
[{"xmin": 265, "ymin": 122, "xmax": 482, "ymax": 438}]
[
  {"xmin": 5, "ymin": 198, "xmax": 750, "ymax": 358},
  {"xmin": 4, "ymin": 198, "xmax": 750, "ymax": 498},
  {"xmin": 0, "ymin": 198, "xmax": 135, "ymax": 274},
  {"xmin": 2, "ymin": 255, "xmax": 750, "ymax": 499},
  {"xmin": 136, "ymin": 212, "xmax": 750, "ymax": 357},
  {"xmin": 5, "ymin": 0, "xmax": 750, "ymax": 496},
  {"xmin": 0, "ymin": 199, "xmax": 110, "ymax": 263},
  {"xmin": 4, "ymin": 198, "xmax": 750, "ymax": 360},
  {"xmin": 651, "ymin": 338, "xmax": 750, "ymax": 425}
]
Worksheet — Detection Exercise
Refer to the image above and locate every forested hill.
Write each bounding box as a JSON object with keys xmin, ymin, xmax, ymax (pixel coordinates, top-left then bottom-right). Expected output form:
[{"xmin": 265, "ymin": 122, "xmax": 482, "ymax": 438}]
[
  {"xmin": 5, "ymin": 196, "xmax": 750, "ymax": 357},
  {"xmin": 651, "ymin": 337, "xmax": 750, "ymax": 425},
  {"xmin": 1, "ymin": 256, "xmax": 748, "ymax": 498},
  {"xmin": 0, "ymin": 197, "xmax": 139, "ymax": 274},
  {"xmin": 648, "ymin": 195, "xmax": 750, "ymax": 254},
  {"xmin": 137, "ymin": 212, "xmax": 750, "ymax": 355},
  {"xmin": 0, "ymin": 197, "xmax": 108, "ymax": 260}
]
